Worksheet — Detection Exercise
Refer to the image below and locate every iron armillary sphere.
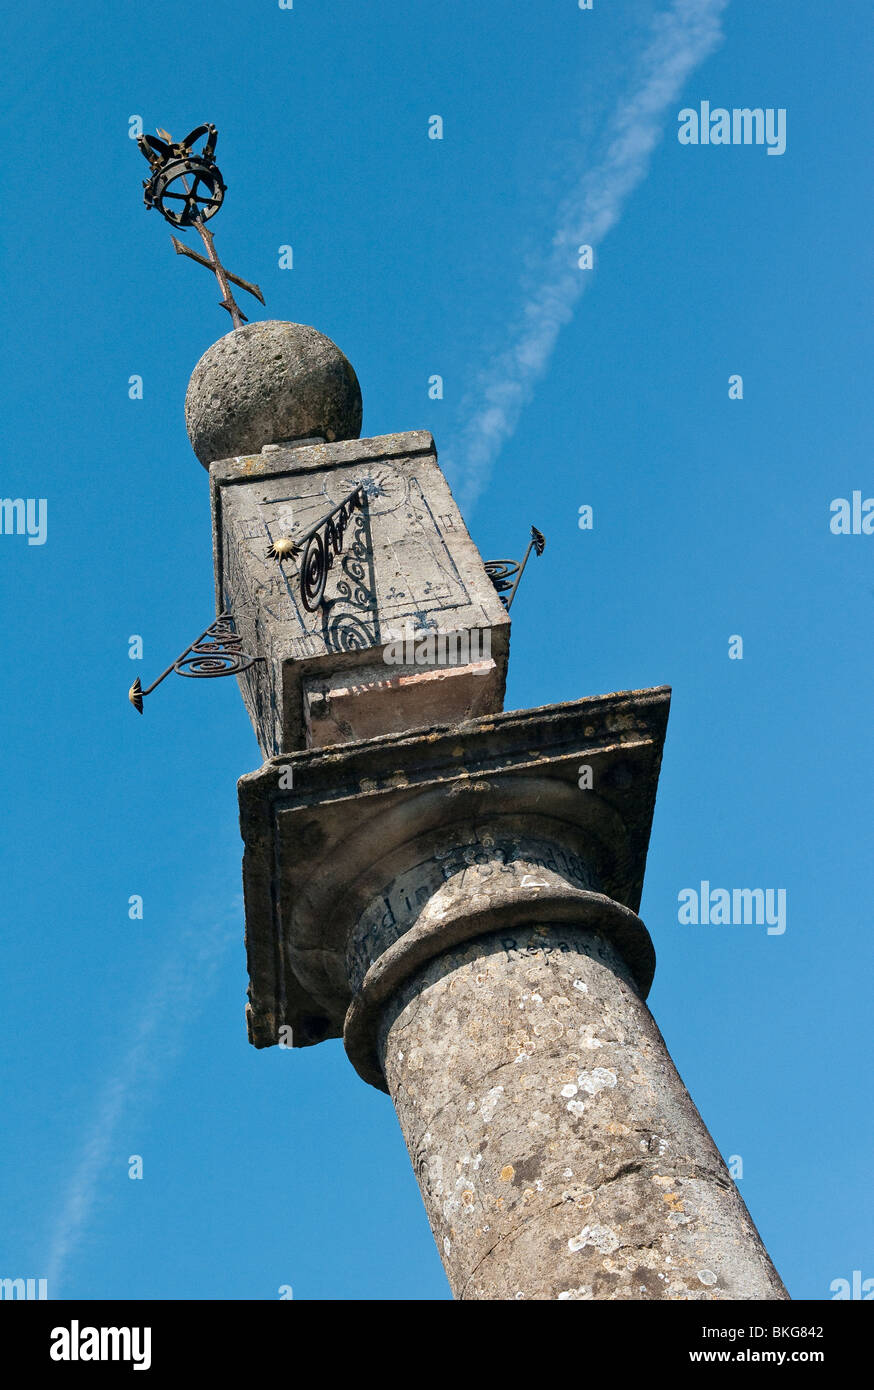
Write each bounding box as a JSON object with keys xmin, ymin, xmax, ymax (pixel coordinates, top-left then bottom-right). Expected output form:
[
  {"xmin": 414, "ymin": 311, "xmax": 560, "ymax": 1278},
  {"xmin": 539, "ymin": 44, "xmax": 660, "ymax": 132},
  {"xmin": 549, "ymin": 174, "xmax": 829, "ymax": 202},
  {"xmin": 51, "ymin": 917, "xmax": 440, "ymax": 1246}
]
[
  {"xmin": 136, "ymin": 122, "xmax": 264, "ymax": 327},
  {"xmin": 138, "ymin": 124, "xmax": 226, "ymax": 227}
]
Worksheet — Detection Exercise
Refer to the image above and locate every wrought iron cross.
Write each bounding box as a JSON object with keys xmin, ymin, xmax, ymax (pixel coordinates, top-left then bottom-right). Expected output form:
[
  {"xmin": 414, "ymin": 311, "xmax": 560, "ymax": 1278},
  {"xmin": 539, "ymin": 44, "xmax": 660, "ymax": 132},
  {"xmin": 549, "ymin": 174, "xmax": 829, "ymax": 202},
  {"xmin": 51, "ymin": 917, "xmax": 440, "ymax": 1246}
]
[{"xmin": 137, "ymin": 123, "xmax": 264, "ymax": 328}]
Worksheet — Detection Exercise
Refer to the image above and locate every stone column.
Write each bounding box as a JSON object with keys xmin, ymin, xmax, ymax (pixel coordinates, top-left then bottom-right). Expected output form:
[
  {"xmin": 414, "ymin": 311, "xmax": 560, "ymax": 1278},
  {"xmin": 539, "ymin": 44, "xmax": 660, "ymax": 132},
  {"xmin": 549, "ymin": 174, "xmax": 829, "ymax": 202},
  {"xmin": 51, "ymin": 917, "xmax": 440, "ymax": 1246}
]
[
  {"xmin": 382, "ymin": 924, "xmax": 785, "ymax": 1300},
  {"xmin": 342, "ymin": 845, "xmax": 788, "ymax": 1302}
]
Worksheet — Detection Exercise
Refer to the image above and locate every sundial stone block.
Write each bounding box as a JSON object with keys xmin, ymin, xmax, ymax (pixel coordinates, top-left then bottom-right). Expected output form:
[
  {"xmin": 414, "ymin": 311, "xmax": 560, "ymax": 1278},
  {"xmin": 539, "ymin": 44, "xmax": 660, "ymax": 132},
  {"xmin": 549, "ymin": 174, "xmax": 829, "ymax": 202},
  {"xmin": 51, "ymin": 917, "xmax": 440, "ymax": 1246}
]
[{"xmin": 210, "ymin": 430, "xmax": 510, "ymax": 755}]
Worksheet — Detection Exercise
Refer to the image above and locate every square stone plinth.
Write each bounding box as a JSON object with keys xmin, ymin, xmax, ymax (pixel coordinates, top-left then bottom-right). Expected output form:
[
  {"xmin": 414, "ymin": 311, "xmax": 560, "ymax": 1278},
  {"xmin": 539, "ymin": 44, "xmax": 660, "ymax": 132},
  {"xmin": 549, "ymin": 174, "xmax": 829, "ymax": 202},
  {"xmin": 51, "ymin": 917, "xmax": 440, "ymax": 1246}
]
[{"xmin": 237, "ymin": 685, "xmax": 670, "ymax": 1051}]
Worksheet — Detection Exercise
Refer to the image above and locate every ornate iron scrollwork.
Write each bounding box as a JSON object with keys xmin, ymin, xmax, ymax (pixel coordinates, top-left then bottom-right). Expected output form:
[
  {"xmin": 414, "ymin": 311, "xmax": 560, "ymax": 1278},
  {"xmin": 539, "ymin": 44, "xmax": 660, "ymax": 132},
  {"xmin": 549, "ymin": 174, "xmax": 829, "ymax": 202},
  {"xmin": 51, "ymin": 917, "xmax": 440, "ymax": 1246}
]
[
  {"xmin": 485, "ymin": 526, "xmax": 546, "ymax": 611},
  {"xmin": 128, "ymin": 612, "xmax": 264, "ymax": 713},
  {"xmin": 321, "ymin": 505, "xmax": 379, "ymax": 653},
  {"xmin": 482, "ymin": 559, "xmax": 518, "ymax": 604},
  {"xmin": 269, "ymin": 484, "xmax": 368, "ymax": 613}
]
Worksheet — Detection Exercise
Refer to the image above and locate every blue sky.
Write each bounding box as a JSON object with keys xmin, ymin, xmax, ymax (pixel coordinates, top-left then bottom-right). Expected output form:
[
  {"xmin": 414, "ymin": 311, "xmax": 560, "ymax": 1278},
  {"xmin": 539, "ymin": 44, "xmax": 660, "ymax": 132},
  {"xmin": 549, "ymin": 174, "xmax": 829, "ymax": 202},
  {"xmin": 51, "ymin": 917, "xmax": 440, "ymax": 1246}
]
[{"xmin": 0, "ymin": 0, "xmax": 870, "ymax": 1300}]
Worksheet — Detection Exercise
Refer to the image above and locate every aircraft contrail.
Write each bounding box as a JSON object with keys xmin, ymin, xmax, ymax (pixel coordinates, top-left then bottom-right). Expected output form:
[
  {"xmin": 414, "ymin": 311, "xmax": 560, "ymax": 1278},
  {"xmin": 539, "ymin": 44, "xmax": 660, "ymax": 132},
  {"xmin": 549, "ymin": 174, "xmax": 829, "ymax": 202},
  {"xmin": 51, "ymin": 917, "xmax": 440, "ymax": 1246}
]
[
  {"xmin": 449, "ymin": 0, "xmax": 730, "ymax": 513},
  {"xmin": 46, "ymin": 904, "xmax": 238, "ymax": 1292}
]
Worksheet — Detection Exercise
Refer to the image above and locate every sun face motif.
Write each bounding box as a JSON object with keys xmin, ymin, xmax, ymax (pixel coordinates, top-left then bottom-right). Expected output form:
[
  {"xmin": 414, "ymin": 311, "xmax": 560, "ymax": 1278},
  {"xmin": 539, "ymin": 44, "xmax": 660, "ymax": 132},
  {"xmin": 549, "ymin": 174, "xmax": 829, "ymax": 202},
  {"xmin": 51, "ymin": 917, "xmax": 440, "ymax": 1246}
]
[
  {"xmin": 267, "ymin": 535, "xmax": 300, "ymax": 561},
  {"xmin": 325, "ymin": 464, "xmax": 408, "ymax": 516}
]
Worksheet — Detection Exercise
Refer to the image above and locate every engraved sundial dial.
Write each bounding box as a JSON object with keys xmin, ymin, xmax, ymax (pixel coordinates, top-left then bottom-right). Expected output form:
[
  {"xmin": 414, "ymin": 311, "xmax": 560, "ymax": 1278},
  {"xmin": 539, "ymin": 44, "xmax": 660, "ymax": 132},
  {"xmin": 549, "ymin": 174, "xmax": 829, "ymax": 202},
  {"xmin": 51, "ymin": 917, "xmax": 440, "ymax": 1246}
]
[{"xmin": 325, "ymin": 464, "xmax": 409, "ymax": 516}]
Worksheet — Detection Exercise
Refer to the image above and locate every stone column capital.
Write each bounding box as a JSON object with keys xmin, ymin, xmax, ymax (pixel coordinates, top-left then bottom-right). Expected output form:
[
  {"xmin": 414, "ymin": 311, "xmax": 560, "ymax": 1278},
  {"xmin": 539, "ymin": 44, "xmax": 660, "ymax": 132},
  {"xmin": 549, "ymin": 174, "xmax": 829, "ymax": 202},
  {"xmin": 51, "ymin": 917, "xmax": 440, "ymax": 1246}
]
[{"xmin": 238, "ymin": 685, "xmax": 670, "ymax": 1054}]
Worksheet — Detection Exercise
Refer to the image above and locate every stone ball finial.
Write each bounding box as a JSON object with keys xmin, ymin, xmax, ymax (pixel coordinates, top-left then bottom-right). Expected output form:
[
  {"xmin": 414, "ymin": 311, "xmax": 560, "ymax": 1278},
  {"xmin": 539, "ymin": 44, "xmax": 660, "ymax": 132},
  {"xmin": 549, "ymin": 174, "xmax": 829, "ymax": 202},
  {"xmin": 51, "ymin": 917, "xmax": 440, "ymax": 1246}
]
[{"xmin": 185, "ymin": 320, "xmax": 362, "ymax": 468}]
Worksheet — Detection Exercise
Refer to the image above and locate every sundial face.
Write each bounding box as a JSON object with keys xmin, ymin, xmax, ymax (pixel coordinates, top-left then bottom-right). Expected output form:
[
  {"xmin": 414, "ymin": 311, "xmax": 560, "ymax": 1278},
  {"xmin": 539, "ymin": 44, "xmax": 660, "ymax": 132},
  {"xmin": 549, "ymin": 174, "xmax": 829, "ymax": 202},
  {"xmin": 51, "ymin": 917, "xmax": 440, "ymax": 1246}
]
[
  {"xmin": 325, "ymin": 463, "xmax": 409, "ymax": 516},
  {"xmin": 211, "ymin": 432, "xmax": 509, "ymax": 754},
  {"xmin": 227, "ymin": 463, "xmax": 471, "ymax": 638}
]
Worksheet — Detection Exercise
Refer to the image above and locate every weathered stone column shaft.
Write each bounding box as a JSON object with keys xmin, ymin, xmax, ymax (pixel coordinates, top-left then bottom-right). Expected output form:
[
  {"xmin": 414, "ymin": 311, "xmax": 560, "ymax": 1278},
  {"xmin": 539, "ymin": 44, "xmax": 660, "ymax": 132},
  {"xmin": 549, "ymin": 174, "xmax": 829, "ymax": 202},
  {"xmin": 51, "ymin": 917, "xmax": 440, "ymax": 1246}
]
[{"xmin": 376, "ymin": 923, "xmax": 788, "ymax": 1301}]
